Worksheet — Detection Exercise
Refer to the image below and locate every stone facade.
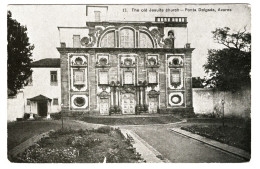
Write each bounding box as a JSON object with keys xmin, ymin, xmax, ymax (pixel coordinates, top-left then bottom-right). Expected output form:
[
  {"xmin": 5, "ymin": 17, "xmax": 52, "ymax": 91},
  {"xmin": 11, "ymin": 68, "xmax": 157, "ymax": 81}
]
[{"xmin": 57, "ymin": 17, "xmax": 194, "ymax": 115}]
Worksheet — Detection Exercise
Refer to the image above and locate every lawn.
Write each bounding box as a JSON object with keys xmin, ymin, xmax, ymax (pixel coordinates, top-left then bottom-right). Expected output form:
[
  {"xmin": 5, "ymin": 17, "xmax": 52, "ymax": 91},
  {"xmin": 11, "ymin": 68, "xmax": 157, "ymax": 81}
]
[
  {"xmin": 80, "ymin": 115, "xmax": 181, "ymax": 125},
  {"xmin": 7, "ymin": 120, "xmax": 94, "ymax": 151},
  {"xmin": 181, "ymin": 118, "xmax": 251, "ymax": 152},
  {"xmin": 12, "ymin": 127, "xmax": 142, "ymax": 163}
]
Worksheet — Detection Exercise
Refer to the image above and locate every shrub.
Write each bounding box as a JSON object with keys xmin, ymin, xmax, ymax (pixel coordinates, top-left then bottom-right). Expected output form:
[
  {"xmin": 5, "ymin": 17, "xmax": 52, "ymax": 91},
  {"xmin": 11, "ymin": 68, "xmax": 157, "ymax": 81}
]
[
  {"xmin": 17, "ymin": 146, "xmax": 79, "ymax": 163},
  {"xmin": 95, "ymin": 126, "xmax": 113, "ymax": 134},
  {"xmin": 50, "ymin": 112, "xmax": 62, "ymax": 120},
  {"xmin": 66, "ymin": 135, "xmax": 101, "ymax": 148},
  {"xmin": 23, "ymin": 113, "xmax": 30, "ymax": 120},
  {"xmin": 49, "ymin": 128, "xmax": 74, "ymax": 138}
]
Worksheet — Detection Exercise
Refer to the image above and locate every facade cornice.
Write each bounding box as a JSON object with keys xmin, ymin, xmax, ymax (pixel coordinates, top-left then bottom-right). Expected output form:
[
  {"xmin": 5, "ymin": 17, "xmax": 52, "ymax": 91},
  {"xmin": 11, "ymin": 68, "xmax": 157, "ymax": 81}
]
[{"xmin": 57, "ymin": 47, "xmax": 195, "ymax": 54}]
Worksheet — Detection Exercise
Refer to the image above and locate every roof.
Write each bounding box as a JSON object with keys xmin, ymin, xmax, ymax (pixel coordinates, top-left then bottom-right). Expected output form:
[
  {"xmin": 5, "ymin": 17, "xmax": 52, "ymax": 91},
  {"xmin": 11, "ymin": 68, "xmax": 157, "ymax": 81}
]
[
  {"xmin": 85, "ymin": 17, "xmax": 188, "ymax": 28},
  {"xmin": 28, "ymin": 94, "xmax": 52, "ymax": 101},
  {"xmin": 31, "ymin": 58, "xmax": 60, "ymax": 68}
]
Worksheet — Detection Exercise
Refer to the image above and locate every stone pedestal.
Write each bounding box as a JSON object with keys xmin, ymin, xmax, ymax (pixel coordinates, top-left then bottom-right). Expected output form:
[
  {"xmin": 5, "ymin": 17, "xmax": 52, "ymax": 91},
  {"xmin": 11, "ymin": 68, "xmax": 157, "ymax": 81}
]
[
  {"xmin": 29, "ymin": 113, "xmax": 34, "ymax": 120},
  {"xmin": 46, "ymin": 114, "xmax": 51, "ymax": 119}
]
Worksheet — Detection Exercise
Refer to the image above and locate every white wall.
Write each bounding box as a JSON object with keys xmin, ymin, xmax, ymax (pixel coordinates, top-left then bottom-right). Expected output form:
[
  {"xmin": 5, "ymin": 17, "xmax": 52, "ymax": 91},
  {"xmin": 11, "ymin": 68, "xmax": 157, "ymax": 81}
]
[
  {"xmin": 193, "ymin": 87, "xmax": 251, "ymax": 118},
  {"xmin": 59, "ymin": 28, "xmax": 89, "ymax": 48},
  {"xmin": 164, "ymin": 27, "xmax": 188, "ymax": 48},
  {"xmin": 86, "ymin": 7, "xmax": 108, "ymax": 22},
  {"xmin": 23, "ymin": 67, "xmax": 61, "ymax": 114},
  {"xmin": 7, "ymin": 92, "xmax": 25, "ymax": 122}
]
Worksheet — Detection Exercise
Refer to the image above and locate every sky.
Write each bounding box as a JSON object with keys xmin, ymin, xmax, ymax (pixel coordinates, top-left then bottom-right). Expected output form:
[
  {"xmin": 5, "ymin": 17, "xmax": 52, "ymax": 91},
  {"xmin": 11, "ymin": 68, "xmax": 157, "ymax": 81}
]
[{"xmin": 7, "ymin": 4, "xmax": 251, "ymax": 77}]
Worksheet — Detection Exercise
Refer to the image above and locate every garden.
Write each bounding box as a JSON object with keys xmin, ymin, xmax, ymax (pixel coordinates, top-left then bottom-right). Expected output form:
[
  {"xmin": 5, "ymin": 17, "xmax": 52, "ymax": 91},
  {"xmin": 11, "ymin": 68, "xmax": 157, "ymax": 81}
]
[
  {"xmin": 12, "ymin": 126, "xmax": 144, "ymax": 163},
  {"xmin": 181, "ymin": 118, "xmax": 251, "ymax": 152}
]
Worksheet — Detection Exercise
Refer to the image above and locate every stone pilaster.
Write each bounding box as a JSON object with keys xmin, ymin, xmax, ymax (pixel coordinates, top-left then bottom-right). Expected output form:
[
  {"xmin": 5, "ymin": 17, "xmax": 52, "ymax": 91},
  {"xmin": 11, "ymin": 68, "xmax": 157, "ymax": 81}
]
[
  {"xmin": 60, "ymin": 52, "xmax": 70, "ymax": 112},
  {"xmin": 184, "ymin": 51, "xmax": 193, "ymax": 108},
  {"xmin": 88, "ymin": 50, "xmax": 97, "ymax": 110}
]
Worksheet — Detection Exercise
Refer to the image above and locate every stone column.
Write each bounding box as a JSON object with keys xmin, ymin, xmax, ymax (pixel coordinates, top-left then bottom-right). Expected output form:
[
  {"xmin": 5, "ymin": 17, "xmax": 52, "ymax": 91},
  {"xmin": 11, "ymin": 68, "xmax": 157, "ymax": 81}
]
[
  {"xmin": 110, "ymin": 87, "xmax": 114, "ymax": 107},
  {"xmin": 29, "ymin": 102, "xmax": 34, "ymax": 120},
  {"xmin": 47, "ymin": 101, "xmax": 51, "ymax": 119},
  {"xmin": 143, "ymin": 86, "xmax": 146, "ymax": 105},
  {"xmin": 140, "ymin": 87, "xmax": 143, "ymax": 105},
  {"xmin": 115, "ymin": 87, "xmax": 118, "ymax": 106},
  {"xmin": 184, "ymin": 51, "xmax": 193, "ymax": 112}
]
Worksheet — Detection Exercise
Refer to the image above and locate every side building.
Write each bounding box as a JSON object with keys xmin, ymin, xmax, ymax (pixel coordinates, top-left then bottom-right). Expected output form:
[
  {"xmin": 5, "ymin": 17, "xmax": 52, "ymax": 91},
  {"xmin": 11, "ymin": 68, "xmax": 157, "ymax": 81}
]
[
  {"xmin": 7, "ymin": 58, "xmax": 61, "ymax": 121},
  {"xmin": 57, "ymin": 15, "xmax": 194, "ymax": 115}
]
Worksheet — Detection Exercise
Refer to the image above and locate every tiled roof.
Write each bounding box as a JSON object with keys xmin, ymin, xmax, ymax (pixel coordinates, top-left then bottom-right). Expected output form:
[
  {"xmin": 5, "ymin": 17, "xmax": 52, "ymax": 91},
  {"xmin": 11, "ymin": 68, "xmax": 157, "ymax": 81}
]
[
  {"xmin": 31, "ymin": 58, "xmax": 60, "ymax": 68},
  {"xmin": 28, "ymin": 94, "xmax": 52, "ymax": 101}
]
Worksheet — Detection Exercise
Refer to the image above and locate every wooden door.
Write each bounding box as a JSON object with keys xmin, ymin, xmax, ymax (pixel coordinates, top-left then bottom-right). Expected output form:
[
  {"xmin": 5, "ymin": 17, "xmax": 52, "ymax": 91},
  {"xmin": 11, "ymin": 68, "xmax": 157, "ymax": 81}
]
[
  {"xmin": 38, "ymin": 101, "xmax": 47, "ymax": 117},
  {"xmin": 121, "ymin": 93, "xmax": 135, "ymax": 114},
  {"xmin": 149, "ymin": 97, "xmax": 158, "ymax": 114},
  {"xmin": 100, "ymin": 98, "xmax": 109, "ymax": 115}
]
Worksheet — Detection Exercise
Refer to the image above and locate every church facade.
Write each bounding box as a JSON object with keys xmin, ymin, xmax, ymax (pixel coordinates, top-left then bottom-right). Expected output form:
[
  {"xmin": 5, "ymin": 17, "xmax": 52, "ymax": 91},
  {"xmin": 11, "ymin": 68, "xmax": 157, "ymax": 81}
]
[{"xmin": 57, "ymin": 15, "xmax": 194, "ymax": 115}]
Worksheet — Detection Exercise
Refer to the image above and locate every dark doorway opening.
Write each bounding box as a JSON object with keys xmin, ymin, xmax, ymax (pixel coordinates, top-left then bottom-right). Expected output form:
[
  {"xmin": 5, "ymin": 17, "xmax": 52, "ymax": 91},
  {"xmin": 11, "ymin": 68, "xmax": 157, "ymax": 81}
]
[{"xmin": 38, "ymin": 101, "xmax": 48, "ymax": 117}]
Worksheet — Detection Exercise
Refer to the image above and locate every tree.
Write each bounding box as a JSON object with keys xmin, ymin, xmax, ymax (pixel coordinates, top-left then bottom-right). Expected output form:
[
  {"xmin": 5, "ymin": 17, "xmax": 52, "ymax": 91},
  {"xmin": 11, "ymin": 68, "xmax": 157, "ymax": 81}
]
[
  {"xmin": 203, "ymin": 27, "xmax": 251, "ymax": 92},
  {"xmin": 192, "ymin": 77, "xmax": 205, "ymax": 88},
  {"xmin": 8, "ymin": 11, "xmax": 34, "ymax": 95}
]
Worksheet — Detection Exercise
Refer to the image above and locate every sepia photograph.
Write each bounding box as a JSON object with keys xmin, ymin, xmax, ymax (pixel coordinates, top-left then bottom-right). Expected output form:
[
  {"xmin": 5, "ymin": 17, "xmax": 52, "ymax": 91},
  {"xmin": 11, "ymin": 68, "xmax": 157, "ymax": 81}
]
[{"xmin": 5, "ymin": 2, "xmax": 253, "ymax": 165}]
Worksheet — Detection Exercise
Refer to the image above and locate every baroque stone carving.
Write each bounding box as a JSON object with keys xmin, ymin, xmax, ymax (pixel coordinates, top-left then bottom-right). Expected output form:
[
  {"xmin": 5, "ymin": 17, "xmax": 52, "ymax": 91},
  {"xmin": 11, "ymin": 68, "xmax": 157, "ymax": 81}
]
[
  {"xmin": 81, "ymin": 27, "xmax": 104, "ymax": 47},
  {"xmin": 150, "ymin": 28, "xmax": 164, "ymax": 47},
  {"xmin": 97, "ymin": 91, "xmax": 110, "ymax": 99},
  {"xmin": 120, "ymin": 85, "xmax": 136, "ymax": 94},
  {"xmin": 148, "ymin": 90, "xmax": 160, "ymax": 98},
  {"xmin": 120, "ymin": 57, "xmax": 136, "ymax": 68}
]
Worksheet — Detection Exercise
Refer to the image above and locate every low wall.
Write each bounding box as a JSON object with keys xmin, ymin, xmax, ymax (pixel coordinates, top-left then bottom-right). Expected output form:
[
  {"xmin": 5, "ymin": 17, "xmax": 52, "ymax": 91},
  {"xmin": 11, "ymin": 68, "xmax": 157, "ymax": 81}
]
[
  {"xmin": 193, "ymin": 87, "xmax": 251, "ymax": 118},
  {"xmin": 7, "ymin": 92, "xmax": 25, "ymax": 122}
]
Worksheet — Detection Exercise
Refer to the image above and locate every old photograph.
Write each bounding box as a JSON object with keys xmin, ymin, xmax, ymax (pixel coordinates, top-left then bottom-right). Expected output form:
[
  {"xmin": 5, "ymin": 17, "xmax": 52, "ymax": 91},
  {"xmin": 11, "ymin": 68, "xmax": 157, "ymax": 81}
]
[{"xmin": 6, "ymin": 3, "xmax": 251, "ymax": 163}]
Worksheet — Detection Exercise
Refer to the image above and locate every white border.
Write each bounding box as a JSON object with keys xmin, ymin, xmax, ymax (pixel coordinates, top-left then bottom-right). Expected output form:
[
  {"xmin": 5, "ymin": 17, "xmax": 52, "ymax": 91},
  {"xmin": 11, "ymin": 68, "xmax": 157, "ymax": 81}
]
[{"xmin": 2, "ymin": 1, "xmax": 259, "ymax": 169}]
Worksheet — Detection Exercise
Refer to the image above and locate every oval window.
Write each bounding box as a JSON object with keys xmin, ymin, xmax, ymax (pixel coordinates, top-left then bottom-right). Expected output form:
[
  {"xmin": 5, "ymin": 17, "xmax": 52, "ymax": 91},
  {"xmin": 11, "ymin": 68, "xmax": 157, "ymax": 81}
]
[
  {"xmin": 74, "ymin": 97, "xmax": 85, "ymax": 107},
  {"xmin": 171, "ymin": 95, "xmax": 181, "ymax": 104}
]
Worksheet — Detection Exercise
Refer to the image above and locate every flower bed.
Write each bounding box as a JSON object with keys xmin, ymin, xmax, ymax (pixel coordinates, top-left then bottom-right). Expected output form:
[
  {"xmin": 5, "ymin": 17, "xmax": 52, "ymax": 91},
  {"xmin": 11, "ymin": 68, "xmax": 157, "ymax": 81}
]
[{"xmin": 13, "ymin": 127, "xmax": 143, "ymax": 163}]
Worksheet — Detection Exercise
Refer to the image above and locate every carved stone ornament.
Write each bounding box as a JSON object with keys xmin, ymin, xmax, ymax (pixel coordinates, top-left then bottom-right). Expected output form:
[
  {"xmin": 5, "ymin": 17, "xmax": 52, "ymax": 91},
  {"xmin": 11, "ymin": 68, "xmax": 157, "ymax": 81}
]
[
  {"xmin": 81, "ymin": 27, "xmax": 104, "ymax": 47},
  {"xmin": 121, "ymin": 58, "xmax": 136, "ymax": 68},
  {"xmin": 150, "ymin": 28, "xmax": 164, "ymax": 47},
  {"xmin": 98, "ymin": 91, "xmax": 110, "ymax": 99},
  {"xmin": 99, "ymin": 58, "xmax": 108, "ymax": 65},
  {"xmin": 163, "ymin": 38, "xmax": 174, "ymax": 48},
  {"xmin": 148, "ymin": 90, "xmax": 160, "ymax": 98},
  {"xmin": 169, "ymin": 57, "xmax": 183, "ymax": 68},
  {"xmin": 121, "ymin": 85, "xmax": 136, "ymax": 94},
  {"xmin": 74, "ymin": 84, "xmax": 85, "ymax": 90},
  {"xmin": 71, "ymin": 56, "xmax": 88, "ymax": 67},
  {"xmin": 146, "ymin": 56, "xmax": 160, "ymax": 68},
  {"xmin": 96, "ymin": 55, "xmax": 110, "ymax": 68}
]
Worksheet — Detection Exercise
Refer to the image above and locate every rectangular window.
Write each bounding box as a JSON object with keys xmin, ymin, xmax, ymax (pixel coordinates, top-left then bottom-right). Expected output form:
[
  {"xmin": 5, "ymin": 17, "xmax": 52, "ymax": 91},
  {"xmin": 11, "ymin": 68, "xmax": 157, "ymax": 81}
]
[
  {"xmin": 53, "ymin": 98, "xmax": 59, "ymax": 105},
  {"xmin": 27, "ymin": 99, "xmax": 30, "ymax": 105},
  {"xmin": 94, "ymin": 11, "xmax": 101, "ymax": 22},
  {"xmin": 124, "ymin": 71, "xmax": 133, "ymax": 84},
  {"xmin": 171, "ymin": 70, "xmax": 181, "ymax": 84},
  {"xmin": 148, "ymin": 72, "xmax": 157, "ymax": 84},
  {"xmin": 27, "ymin": 75, "xmax": 33, "ymax": 86},
  {"xmin": 120, "ymin": 29, "xmax": 134, "ymax": 48},
  {"xmin": 74, "ymin": 69, "xmax": 85, "ymax": 85},
  {"xmin": 99, "ymin": 71, "xmax": 108, "ymax": 85},
  {"xmin": 73, "ymin": 35, "xmax": 81, "ymax": 48},
  {"xmin": 50, "ymin": 71, "xmax": 58, "ymax": 85}
]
